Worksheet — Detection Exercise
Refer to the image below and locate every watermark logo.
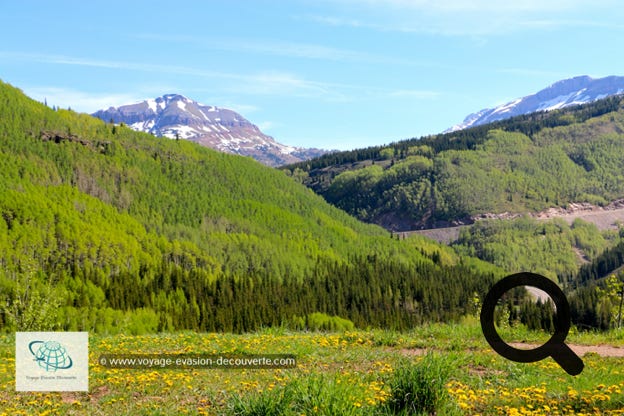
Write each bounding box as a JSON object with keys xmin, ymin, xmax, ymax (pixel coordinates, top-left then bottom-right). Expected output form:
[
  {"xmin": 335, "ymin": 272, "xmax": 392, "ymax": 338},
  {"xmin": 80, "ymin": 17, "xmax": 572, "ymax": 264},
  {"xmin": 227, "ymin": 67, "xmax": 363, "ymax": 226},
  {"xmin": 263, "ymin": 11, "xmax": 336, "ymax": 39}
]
[
  {"xmin": 98, "ymin": 353, "xmax": 296, "ymax": 369},
  {"xmin": 16, "ymin": 332, "xmax": 88, "ymax": 391},
  {"xmin": 29, "ymin": 340, "xmax": 73, "ymax": 371}
]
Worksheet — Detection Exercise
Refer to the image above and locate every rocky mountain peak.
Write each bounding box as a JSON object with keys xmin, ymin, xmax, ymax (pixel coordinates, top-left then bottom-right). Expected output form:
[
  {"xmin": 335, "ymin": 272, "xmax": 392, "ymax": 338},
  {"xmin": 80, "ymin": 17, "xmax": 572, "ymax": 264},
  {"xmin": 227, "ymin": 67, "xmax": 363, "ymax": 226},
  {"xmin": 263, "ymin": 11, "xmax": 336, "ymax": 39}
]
[{"xmin": 92, "ymin": 95, "xmax": 327, "ymax": 166}]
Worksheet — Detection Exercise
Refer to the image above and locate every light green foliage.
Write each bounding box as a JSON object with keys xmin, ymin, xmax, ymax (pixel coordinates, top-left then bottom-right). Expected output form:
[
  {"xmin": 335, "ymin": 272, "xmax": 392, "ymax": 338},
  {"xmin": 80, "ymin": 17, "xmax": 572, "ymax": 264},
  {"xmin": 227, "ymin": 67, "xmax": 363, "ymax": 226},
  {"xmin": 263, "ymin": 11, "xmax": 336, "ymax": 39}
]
[
  {"xmin": 407, "ymin": 145, "xmax": 434, "ymax": 158},
  {"xmin": 380, "ymin": 147, "xmax": 395, "ymax": 160},
  {"xmin": 596, "ymin": 274, "xmax": 624, "ymax": 328},
  {"xmin": 1, "ymin": 270, "xmax": 61, "ymax": 331},
  {"xmin": 305, "ymin": 312, "xmax": 355, "ymax": 331},
  {"xmin": 452, "ymin": 216, "xmax": 611, "ymax": 280}
]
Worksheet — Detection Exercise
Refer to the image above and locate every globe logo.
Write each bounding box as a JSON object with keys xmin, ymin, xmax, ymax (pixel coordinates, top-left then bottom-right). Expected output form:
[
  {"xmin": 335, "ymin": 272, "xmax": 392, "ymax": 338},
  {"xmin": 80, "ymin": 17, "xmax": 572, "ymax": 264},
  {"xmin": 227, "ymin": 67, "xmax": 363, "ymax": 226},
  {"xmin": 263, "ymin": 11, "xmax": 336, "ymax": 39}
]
[{"xmin": 28, "ymin": 340, "xmax": 73, "ymax": 371}]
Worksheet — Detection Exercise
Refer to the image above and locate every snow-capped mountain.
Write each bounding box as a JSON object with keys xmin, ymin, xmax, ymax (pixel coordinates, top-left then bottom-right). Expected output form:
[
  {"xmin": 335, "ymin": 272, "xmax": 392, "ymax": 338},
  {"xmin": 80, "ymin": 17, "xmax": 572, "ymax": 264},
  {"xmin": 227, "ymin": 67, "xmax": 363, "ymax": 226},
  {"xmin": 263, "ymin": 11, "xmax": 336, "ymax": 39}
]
[
  {"xmin": 447, "ymin": 75, "xmax": 624, "ymax": 132},
  {"xmin": 92, "ymin": 94, "xmax": 326, "ymax": 167}
]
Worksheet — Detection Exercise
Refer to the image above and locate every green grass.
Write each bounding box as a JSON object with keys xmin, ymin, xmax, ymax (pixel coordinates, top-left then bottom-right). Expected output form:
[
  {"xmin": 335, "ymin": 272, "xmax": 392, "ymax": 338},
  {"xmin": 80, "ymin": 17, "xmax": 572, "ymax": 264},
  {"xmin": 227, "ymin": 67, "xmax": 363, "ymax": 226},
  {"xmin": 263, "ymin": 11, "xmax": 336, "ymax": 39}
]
[
  {"xmin": 384, "ymin": 353, "xmax": 459, "ymax": 415},
  {"xmin": 1, "ymin": 322, "xmax": 623, "ymax": 415}
]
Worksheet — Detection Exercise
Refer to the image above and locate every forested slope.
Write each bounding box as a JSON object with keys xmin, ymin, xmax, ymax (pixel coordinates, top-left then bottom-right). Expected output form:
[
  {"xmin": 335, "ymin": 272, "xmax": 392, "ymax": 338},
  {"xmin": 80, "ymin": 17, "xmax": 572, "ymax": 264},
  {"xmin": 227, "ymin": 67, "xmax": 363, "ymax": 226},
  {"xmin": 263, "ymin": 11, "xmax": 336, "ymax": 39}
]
[
  {"xmin": 452, "ymin": 217, "xmax": 616, "ymax": 281},
  {"xmin": 0, "ymin": 81, "xmax": 500, "ymax": 333},
  {"xmin": 285, "ymin": 97, "xmax": 624, "ymax": 231}
]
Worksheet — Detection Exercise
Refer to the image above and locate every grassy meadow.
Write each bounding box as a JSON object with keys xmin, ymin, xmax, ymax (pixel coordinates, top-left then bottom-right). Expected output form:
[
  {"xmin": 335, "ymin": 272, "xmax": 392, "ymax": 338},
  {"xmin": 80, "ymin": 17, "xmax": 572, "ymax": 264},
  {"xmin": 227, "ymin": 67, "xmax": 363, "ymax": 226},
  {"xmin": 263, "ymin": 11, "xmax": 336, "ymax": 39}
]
[{"xmin": 1, "ymin": 320, "xmax": 623, "ymax": 415}]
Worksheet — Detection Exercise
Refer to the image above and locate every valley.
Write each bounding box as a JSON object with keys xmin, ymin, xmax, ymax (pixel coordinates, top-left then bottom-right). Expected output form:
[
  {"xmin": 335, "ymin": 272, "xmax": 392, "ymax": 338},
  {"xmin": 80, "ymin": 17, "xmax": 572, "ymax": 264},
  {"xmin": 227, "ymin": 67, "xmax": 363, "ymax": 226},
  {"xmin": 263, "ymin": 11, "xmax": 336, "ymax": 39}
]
[
  {"xmin": 1, "ymin": 78, "xmax": 622, "ymax": 336},
  {"xmin": 0, "ymin": 81, "xmax": 500, "ymax": 335}
]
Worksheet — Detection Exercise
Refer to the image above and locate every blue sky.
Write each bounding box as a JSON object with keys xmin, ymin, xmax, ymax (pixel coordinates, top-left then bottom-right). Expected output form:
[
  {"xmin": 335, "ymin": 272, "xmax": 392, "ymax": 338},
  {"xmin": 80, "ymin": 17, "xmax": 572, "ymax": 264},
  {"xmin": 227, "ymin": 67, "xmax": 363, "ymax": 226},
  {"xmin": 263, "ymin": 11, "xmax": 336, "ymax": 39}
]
[{"xmin": 2, "ymin": 0, "xmax": 623, "ymax": 150}]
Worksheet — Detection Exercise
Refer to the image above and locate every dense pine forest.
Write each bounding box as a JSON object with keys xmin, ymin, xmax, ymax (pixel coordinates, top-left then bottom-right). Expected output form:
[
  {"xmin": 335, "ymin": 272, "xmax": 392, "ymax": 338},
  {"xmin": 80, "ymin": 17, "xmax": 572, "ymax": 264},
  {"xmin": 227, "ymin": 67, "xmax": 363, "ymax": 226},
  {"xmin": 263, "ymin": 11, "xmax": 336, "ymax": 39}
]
[
  {"xmin": 285, "ymin": 96, "xmax": 624, "ymax": 231},
  {"xmin": 0, "ymin": 81, "xmax": 504, "ymax": 334}
]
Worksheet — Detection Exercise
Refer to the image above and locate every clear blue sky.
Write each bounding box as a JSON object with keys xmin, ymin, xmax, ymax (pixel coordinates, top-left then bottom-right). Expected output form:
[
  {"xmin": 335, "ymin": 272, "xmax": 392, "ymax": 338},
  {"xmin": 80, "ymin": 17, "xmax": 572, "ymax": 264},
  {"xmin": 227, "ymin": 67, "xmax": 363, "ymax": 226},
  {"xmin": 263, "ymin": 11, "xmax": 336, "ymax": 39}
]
[{"xmin": 2, "ymin": 1, "xmax": 623, "ymax": 150}]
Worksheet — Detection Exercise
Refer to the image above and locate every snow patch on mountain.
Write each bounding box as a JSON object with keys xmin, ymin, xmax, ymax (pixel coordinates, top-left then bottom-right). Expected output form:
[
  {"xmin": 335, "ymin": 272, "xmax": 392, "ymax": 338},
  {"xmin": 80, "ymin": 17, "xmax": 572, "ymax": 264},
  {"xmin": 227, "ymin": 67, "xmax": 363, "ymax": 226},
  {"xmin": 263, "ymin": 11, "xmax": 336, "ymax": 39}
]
[
  {"xmin": 447, "ymin": 75, "xmax": 624, "ymax": 132},
  {"xmin": 147, "ymin": 99, "xmax": 157, "ymax": 113}
]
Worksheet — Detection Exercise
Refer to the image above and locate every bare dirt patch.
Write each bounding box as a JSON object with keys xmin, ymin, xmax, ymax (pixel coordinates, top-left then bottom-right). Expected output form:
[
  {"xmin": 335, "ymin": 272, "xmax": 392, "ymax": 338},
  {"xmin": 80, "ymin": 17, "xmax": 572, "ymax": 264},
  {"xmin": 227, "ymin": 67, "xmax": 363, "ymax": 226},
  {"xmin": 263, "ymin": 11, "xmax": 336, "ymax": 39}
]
[
  {"xmin": 407, "ymin": 226, "xmax": 467, "ymax": 244},
  {"xmin": 398, "ymin": 343, "xmax": 624, "ymax": 358},
  {"xmin": 88, "ymin": 385, "xmax": 110, "ymax": 402},
  {"xmin": 467, "ymin": 364, "xmax": 505, "ymax": 376},
  {"xmin": 406, "ymin": 202, "xmax": 624, "ymax": 244},
  {"xmin": 540, "ymin": 207, "xmax": 624, "ymax": 231},
  {"xmin": 398, "ymin": 347, "xmax": 428, "ymax": 356},
  {"xmin": 509, "ymin": 343, "xmax": 624, "ymax": 357}
]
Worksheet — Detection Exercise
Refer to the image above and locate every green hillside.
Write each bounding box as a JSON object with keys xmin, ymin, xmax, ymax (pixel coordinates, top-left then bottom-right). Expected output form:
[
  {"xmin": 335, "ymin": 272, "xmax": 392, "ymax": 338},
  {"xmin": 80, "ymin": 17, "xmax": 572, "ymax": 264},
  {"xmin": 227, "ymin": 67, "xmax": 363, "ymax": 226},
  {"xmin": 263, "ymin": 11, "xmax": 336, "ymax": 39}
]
[
  {"xmin": 0, "ymin": 81, "xmax": 500, "ymax": 334},
  {"xmin": 285, "ymin": 97, "xmax": 624, "ymax": 231},
  {"xmin": 452, "ymin": 217, "xmax": 617, "ymax": 281}
]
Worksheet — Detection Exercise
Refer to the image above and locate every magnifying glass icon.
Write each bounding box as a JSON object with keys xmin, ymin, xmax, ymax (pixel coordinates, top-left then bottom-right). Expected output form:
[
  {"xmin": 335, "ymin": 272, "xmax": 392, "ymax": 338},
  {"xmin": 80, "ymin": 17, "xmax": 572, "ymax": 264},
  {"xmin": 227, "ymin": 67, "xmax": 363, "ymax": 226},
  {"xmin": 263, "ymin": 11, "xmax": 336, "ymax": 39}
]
[{"xmin": 480, "ymin": 272, "xmax": 584, "ymax": 376}]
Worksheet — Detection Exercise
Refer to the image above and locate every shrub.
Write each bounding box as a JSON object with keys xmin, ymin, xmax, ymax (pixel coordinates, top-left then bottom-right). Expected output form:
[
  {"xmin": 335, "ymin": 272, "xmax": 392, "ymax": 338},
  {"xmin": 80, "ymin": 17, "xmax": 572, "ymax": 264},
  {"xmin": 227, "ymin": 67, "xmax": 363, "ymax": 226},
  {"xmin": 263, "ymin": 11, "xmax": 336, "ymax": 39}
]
[
  {"xmin": 385, "ymin": 353, "xmax": 457, "ymax": 415},
  {"xmin": 227, "ymin": 375, "xmax": 363, "ymax": 416},
  {"xmin": 290, "ymin": 374, "xmax": 362, "ymax": 416},
  {"xmin": 228, "ymin": 387, "xmax": 293, "ymax": 416},
  {"xmin": 306, "ymin": 312, "xmax": 355, "ymax": 331}
]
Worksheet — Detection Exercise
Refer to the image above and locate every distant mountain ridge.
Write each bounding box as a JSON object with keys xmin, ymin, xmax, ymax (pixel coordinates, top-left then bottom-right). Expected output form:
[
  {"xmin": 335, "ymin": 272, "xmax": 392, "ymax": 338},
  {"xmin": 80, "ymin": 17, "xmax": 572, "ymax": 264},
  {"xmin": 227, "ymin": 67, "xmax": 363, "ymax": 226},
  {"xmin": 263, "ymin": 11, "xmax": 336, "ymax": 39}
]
[
  {"xmin": 285, "ymin": 94, "xmax": 624, "ymax": 231},
  {"xmin": 447, "ymin": 75, "xmax": 624, "ymax": 132},
  {"xmin": 92, "ymin": 94, "xmax": 326, "ymax": 166}
]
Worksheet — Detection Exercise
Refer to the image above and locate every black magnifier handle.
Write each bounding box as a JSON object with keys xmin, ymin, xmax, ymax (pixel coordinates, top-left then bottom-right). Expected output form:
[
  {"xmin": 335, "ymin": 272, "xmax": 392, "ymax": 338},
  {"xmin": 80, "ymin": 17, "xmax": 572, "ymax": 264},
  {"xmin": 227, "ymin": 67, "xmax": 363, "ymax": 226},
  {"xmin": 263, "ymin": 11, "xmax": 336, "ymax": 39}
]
[{"xmin": 550, "ymin": 343, "xmax": 584, "ymax": 376}]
